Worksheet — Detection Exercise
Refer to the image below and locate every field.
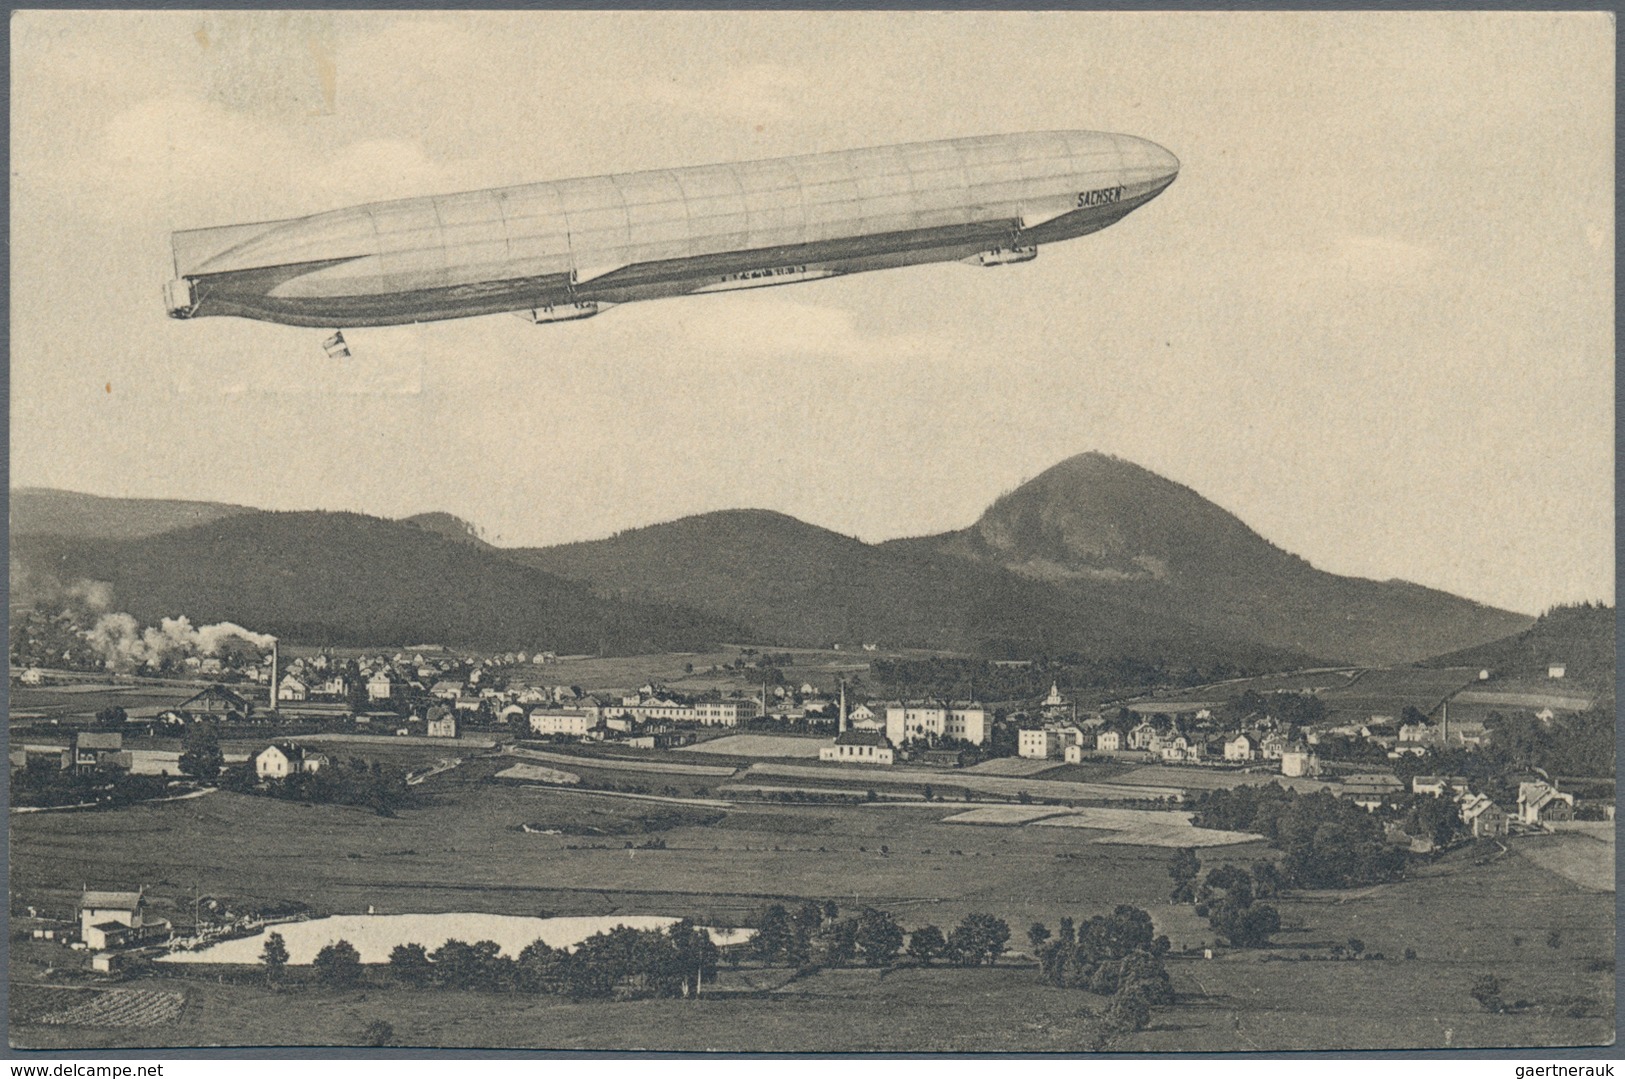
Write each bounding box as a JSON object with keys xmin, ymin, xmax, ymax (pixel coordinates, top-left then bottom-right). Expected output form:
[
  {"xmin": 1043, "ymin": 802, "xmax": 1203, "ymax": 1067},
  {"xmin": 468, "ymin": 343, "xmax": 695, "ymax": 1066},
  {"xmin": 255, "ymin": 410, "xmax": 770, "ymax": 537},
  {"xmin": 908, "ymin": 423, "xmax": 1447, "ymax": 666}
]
[
  {"xmin": 680, "ymin": 733, "xmax": 829, "ymax": 759},
  {"xmin": 11, "ymin": 837, "xmax": 1613, "ymax": 1051},
  {"xmin": 1318, "ymin": 666, "xmax": 1480, "ymax": 722},
  {"xmin": 742, "ymin": 762, "xmax": 1185, "ymax": 803},
  {"xmin": 1514, "ymin": 831, "xmax": 1615, "ymax": 893},
  {"xmin": 9, "ymin": 760, "xmax": 1179, "ymax": 935},
  {"xmin": 944, "ymin": 805, "xmax": 1264, "ymax": 848}
]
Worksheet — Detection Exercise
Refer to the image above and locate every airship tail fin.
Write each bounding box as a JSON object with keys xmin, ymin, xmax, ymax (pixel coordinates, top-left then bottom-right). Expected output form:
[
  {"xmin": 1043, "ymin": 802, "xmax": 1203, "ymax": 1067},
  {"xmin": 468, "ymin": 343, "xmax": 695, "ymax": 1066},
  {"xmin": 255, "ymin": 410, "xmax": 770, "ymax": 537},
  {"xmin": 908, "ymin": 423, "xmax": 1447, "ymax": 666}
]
[{"xmin": 172, "ymin": 218, "xmax": 299, "ymax": 277}]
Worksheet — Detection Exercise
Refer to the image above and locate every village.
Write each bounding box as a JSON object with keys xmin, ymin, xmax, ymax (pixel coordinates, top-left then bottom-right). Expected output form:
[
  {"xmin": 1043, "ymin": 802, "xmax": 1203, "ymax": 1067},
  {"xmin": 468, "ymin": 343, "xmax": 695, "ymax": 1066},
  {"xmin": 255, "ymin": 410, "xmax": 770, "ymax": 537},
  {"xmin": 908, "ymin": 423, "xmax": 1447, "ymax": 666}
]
[{"xmin": 9, "ymin": 630, "xmax": 1611, "ymax": 1000}]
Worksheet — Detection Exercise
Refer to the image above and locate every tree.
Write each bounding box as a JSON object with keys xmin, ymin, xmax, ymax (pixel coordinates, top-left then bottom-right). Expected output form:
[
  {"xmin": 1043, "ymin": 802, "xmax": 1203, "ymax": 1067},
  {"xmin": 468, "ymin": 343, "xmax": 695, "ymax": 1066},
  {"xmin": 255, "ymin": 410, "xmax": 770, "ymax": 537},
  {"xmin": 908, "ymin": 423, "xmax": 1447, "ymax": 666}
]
[
  {"xmin": 752, "ymin": 904, "xmax": 792, "ymax": 964},
  {"xmin": 260, "ymin": 931, "xmax": 289, "ymax": 983},
  {"xmin": 94, "ymin": 706, "xmax": 128, "ymax": 730},
  {"xmin": 948, "ymin": 913, "xmax": 1010, "ymax": 966},
  {"xmin": 1027, "ymin": 922, "xmax": 1052, "ymax": 951},
  {"xmin": 1469, "ymin": 974, "xmax": 1504, "ymax": 1013},
  {"xmin": 388, "ymin": 942, "xmax": 432, "ymax": 986},
  {"xmin": 313, "ymin": 939, "xmax": 363, "ymax": 988},
  {"xmin": 855, "ymin": 908, "xmax": 904, "ymax": 967},
  {"xmin": 826, "ymin": 919, "xmax": 859, "ymax": 966},
  {"xmin": 179, "ymin": 742, "xmax": 224, "ymax": 781},
  {"xmin": 907, "ymin": 925, "xmax": 945, "ymax": 966},
  {"xmin": 1168, "ymin": 847, "xmax": 1200, "ymax": 903},
  {"xmin": 1101, "ymin": 986, "xmax": 1152, "ymax": 1040}
]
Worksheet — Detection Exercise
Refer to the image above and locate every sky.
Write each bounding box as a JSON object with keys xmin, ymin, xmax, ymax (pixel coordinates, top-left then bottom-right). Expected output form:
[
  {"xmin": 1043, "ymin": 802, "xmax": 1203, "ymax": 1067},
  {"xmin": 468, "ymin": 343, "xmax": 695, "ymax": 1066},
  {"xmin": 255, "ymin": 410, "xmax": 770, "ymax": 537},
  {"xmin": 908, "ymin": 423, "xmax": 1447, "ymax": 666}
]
[{"xmin": 9, "ymin": 11, "xmax": 1614, "ymax": 616}]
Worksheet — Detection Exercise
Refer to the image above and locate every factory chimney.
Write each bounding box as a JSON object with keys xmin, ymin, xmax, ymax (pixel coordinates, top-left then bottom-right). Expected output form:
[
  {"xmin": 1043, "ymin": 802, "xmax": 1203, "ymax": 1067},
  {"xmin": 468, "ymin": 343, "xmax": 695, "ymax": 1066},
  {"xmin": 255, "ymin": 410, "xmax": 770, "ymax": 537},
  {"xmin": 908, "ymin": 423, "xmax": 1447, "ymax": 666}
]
[
  {"xmin": 268, "ymin": 639, "xmax": 279, "ymax": 710},
  {"xmin": 839, "ymin": 679, "xmax": 848, "ymax": 734}
]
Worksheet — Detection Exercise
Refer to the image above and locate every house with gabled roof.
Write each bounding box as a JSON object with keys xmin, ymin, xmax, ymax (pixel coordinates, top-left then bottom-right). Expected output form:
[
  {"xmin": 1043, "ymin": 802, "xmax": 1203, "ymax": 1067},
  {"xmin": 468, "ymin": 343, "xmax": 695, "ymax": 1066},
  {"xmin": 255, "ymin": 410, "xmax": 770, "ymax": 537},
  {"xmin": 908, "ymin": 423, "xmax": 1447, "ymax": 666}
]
[
  {"xmin": 177, "ymin": 684, "xmax": 251, "ymax": 717},
  {"xmin": 819, "ymin": 728, "xmax": 895, "ymax": 765},
  {"xmin": 255, "ymin": 742, "xmax": 329, "ymax": 780},
  {"xmin": 1459, "ymin": 793, "xmax": 1509, "ymax": 837},
  {"xmin": 1518, "ymin": 782, "xmax": 1575, "ymax": 826}
]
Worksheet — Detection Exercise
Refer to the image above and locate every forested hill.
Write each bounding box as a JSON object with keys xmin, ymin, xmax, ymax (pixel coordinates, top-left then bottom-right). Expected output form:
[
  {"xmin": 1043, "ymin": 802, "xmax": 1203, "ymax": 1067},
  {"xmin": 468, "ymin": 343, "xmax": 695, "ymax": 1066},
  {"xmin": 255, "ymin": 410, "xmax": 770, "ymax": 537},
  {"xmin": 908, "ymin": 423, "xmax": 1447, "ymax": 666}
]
[
  {"xmin": 10, "ymin": 511, "xmax": 740, "ymax": 653},
  {"xmin": 1421, "ymin": 603, "xmax": 1615, "ymax": 690}
]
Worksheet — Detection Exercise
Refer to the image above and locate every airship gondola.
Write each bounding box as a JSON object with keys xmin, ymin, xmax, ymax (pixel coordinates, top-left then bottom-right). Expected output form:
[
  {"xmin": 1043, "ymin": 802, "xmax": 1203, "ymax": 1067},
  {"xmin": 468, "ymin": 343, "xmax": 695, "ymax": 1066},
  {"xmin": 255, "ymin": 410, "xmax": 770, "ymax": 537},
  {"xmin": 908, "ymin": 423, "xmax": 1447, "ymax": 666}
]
[{"xmin": 165, "ymin": 130, "xmax": 1178, "ymax": 334}]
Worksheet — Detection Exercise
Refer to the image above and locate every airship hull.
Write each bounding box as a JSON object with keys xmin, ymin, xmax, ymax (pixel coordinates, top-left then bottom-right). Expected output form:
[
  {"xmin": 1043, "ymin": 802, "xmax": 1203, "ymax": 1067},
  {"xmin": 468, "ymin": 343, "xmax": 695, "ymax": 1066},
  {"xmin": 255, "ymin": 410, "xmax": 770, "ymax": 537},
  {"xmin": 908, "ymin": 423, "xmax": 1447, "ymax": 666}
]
[{"xmin": 167, "ymin": 131, "xmax": 1178, "ymax": 329}]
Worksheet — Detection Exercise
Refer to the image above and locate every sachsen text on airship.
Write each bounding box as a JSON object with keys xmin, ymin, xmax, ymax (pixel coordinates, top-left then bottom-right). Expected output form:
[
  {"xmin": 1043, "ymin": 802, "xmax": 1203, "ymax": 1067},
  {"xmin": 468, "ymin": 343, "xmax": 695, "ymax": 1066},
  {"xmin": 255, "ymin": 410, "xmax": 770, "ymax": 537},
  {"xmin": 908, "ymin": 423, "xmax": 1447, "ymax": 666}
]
[{"xmin": 165, "ymin": 131, "xmax": 1178, "ymax": 342}]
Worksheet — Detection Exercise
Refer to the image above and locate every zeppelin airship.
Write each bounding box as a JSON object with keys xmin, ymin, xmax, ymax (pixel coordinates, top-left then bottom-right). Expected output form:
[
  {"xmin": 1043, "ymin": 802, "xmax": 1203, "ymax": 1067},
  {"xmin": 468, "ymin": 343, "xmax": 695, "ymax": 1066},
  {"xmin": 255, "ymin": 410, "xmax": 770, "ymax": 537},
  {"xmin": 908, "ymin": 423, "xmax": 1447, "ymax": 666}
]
[{"xmin": 164, "ymin": 131, "xmax": 1178, "ymax": 338}]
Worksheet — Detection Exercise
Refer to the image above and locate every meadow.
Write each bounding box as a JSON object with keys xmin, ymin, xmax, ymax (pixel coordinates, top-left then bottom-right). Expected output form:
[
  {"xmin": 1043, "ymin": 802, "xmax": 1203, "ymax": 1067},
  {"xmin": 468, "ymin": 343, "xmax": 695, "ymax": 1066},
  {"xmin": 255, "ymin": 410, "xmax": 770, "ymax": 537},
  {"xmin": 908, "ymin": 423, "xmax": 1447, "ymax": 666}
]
[
  {"xmin": 12, "ymin": 838, "xmax": 1613, "ymax": 1051},
  {"xmin": 11, "ymin": 722, "xmax": 1614, "ymax": 1052}
]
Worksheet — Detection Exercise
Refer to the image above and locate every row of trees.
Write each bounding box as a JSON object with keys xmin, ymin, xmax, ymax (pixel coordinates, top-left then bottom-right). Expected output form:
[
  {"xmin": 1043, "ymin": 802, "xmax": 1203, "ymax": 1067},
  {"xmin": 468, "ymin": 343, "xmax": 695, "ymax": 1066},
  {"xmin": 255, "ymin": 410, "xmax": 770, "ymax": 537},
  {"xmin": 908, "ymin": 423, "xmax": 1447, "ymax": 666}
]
[
  {"xmin": 9, "ymin": 756, "xmax": 171, "ymax": 809},
  {"xmin": 749, "ymin": 902, "xmax": 1010, "ymax": 969},
  {"xmin": 262, "ymin": 921, "xmax": 720, "ymax": 1000}
]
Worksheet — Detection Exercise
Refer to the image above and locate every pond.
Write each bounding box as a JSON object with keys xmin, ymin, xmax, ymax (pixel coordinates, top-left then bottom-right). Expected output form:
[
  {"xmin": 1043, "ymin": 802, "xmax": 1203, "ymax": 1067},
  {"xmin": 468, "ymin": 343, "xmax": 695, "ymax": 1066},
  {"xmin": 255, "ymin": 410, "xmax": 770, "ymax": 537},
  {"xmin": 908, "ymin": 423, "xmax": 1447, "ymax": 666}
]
[{"xmin": 158, "ymin": 913, "xmax": 753, "ymax": 965}]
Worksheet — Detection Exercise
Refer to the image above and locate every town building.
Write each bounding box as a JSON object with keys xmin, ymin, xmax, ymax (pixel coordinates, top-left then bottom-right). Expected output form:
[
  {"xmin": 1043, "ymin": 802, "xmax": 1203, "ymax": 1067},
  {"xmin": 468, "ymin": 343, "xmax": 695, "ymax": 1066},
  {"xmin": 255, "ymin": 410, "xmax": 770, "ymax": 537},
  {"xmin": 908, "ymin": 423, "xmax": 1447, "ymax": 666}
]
[
  {"xmin": 529, "ymin": 708, "xmax": 595, "ymax": 738},
  {"xmin": 693, "ymin": 700, "xmax": 758, "ymax": 727},
  {"xmin": 1223, "ymin": 734, "xmax": 1258, "ymax": 762},
  {"xmin": 367, "ymin": 672, "xmax": 399, "ymax": 701},
  {"xmin": 426, "ymin": 710, "xmax": 458, "ymax": 739},
  {"xmin": 884, "ymin": 701, "xmax": 989, "ymax": 746},
  {"xmin": 1095, "ymin": 729, "xmax": 1122, "ymax": 753},
  {"xmin": 1018, "ymin": 729, "xmax": 1062, "ymax": 760},
  {"xmin": 1280, "ymin": 745, "xmax": 1320, "ymax": 778},
  {"xmin": 818, "ymin": 729, "xmax": 895, "ymax": 765}
]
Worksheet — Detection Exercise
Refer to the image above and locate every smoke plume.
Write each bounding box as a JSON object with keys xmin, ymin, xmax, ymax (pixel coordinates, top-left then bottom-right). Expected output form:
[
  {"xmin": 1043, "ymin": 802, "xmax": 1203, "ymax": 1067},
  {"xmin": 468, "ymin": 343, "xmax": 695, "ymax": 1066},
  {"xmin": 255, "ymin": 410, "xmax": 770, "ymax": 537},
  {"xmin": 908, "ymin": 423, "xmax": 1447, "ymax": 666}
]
[{"xmin": 86, "ymin": 612, "xmax": 275, "ymax": 671}]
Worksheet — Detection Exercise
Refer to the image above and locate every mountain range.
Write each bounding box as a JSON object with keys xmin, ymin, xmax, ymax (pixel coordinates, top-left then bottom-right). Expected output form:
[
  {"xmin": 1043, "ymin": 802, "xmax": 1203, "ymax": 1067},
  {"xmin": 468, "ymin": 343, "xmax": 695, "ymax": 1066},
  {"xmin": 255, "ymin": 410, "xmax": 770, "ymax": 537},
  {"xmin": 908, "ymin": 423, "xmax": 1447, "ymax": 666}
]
[{"xmin": 10, "ymin": 453, "xmax": 1534, "ymax": 665}]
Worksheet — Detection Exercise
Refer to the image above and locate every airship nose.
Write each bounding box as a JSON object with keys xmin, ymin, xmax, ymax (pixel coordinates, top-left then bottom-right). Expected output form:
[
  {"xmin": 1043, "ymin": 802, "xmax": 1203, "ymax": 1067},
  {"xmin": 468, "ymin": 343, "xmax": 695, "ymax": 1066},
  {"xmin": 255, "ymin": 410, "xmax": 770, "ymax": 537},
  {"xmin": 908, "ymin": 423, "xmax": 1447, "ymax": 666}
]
[{"xmin": 1124, "ymin": 135, "xmax": 1180, "ymax": 186}]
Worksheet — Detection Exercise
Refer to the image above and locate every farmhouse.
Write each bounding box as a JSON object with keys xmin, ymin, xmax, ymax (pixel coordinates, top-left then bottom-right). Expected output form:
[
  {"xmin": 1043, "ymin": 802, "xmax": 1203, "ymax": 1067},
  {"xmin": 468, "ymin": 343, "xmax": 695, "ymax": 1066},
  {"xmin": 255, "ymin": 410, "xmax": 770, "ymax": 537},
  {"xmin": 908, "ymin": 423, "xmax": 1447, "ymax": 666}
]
[
  {"xmin": 1518, "ymin": 781, "xmax": 1576, "ymax": 826},
  {"xmin": 176, "ymin": 684, "xmax": 252, "ymax": 718},
  {"xmin": 71, "ymin": 731, "xmax": 131, "ymax": 773},
  {"xmin": 1412, "ymin": 775, "xmax": 1469, "ymax": 798},
  {"xmin": 255, "ymin": 742, "xmax": 329, "ymax": 780},
  {"xmin": 1459, "ymin": 794, "xmax": 1509, "ymax": 838},
  {"xmin": 1341, "ymin": 773, "xmax": 1403, "ymax": 811},
  {"xmin": 78, "ymin": 889, "xmax": 147, "ymax": 950},
  {"xmin": 818, "ymin": 729, "xmax": 895, "ymax": 766}
]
